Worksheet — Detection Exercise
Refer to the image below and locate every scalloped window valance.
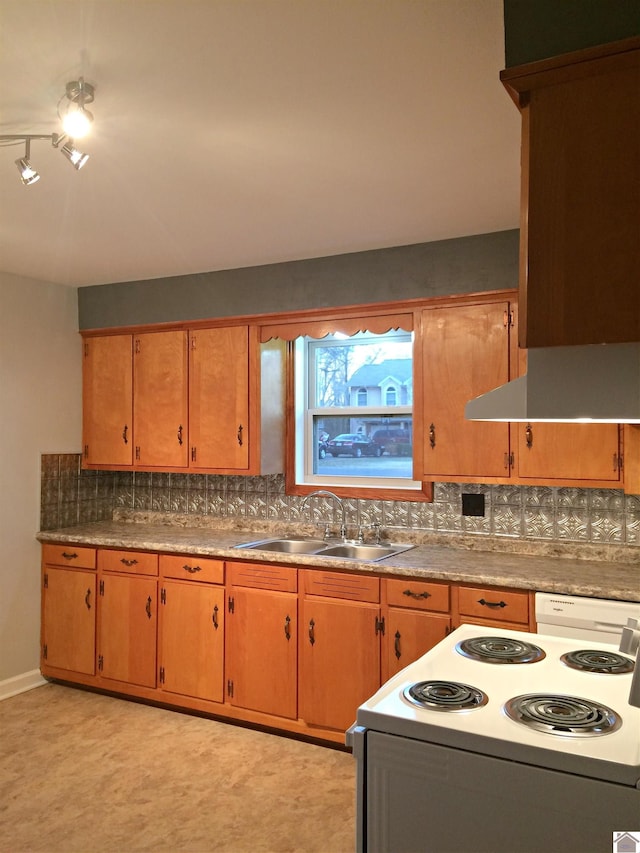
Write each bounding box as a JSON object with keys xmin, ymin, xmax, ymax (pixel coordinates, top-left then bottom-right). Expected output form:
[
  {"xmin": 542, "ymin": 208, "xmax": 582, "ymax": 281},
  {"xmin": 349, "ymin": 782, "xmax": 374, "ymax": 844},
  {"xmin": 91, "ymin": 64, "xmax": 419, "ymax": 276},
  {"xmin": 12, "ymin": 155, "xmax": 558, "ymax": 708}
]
[{"xmin": 259, "ymin": 312, "xmax": 413, "ymax": 343}]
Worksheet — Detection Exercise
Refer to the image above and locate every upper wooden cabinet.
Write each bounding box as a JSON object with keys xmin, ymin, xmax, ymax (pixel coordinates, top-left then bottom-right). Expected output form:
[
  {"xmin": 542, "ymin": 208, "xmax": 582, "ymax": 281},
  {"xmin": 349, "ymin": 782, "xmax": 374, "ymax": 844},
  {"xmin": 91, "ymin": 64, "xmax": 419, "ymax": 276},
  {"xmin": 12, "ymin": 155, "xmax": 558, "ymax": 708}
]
[
  {"xmin": 189, "ymin": 326, "xmax": 251, "ymax": 472},
  {"xmin": 83, "ymin": 335, "xmax": 133, "ymax": 467},
  {"xmin": 501, "ymin": 37, "xmax": 640, "ymax": 348},
  {"xmin": 82, "ymin": 324, "xmax": 284, "ymax": 474},
  {"xmin": 420, "ymin": 298, "xmax": 514, "ymax": 480},
  {"xmin": 134, "ymin": 331, "xmax": 188, "ymax": 468}
]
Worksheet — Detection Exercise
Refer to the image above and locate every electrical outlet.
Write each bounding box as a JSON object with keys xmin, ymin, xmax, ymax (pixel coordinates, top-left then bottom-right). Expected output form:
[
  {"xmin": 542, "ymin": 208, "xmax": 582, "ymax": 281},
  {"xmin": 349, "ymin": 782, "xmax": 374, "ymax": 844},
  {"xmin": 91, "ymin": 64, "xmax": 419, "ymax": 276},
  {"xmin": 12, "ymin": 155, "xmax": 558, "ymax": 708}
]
[{"xmin": 461, "ymin": 493, "xmax": 485, "ymax": 517}]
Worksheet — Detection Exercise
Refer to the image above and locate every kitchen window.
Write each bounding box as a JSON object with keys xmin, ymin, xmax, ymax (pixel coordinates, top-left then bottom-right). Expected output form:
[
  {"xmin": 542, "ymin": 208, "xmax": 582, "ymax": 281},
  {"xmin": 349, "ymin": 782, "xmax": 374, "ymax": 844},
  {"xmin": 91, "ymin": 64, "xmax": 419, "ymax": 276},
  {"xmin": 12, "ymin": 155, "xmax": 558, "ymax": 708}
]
[{"xmin": 292, "ymin": 328, "xmax": 420, "ymax": 491}]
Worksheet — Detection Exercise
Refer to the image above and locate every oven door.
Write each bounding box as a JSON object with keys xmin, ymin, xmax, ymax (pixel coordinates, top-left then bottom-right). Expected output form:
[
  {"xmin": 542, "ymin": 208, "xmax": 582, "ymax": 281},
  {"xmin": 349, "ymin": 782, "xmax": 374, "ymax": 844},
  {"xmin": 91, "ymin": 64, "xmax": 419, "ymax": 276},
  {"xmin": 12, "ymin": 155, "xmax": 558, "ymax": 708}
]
[{"xmin": 358, "ymin": 729, "xmax": 640, "ymax": 853}]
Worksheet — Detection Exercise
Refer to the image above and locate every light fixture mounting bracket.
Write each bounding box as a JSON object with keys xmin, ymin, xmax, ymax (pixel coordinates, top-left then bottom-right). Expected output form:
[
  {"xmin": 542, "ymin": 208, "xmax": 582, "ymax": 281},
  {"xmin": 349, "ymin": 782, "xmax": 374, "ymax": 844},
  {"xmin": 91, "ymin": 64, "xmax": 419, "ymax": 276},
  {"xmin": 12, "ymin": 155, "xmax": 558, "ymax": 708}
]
[{"xmin": 65, "ymin": 79, "xmax": 95, "ymax": 105}]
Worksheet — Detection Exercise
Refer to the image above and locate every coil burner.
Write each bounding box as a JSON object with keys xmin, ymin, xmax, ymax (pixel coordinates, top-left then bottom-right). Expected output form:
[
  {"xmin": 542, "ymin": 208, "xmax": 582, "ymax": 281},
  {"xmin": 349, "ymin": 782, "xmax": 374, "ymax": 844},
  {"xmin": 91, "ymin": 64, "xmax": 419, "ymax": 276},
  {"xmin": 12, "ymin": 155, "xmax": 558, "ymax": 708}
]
[
  {"xmin": 403, "ymin": 680, "xmax": 489, "ymax": 712},
  {"xmin": 456, "ymin": 636, "xmax": 546, "ymax": 665},
  {"xmin": 560, "ymin": 649, "xmax": 634, "ymax": 675},
  {"xmin": 504, "ymin": 693, "xmax": 622, "ymax": 737}
]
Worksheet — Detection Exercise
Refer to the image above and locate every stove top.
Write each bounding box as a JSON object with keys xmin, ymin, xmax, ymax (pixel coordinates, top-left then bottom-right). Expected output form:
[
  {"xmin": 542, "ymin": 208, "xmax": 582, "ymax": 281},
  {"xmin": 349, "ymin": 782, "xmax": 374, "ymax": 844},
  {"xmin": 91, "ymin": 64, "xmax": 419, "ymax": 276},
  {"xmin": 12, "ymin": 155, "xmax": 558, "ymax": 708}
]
[{"xmin": 355, "ymin": 624, "xmax": 640, "ymax": 786}]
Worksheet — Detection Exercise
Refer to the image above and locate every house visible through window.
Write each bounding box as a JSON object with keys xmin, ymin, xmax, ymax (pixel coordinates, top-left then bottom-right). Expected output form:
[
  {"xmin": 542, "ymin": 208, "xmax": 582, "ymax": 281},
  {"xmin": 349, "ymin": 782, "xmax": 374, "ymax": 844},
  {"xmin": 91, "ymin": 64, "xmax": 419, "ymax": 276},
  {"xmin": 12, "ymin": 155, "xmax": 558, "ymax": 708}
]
[{"xmin": 293, "ymin": 329, "xmax": 419, "ymax": 489}]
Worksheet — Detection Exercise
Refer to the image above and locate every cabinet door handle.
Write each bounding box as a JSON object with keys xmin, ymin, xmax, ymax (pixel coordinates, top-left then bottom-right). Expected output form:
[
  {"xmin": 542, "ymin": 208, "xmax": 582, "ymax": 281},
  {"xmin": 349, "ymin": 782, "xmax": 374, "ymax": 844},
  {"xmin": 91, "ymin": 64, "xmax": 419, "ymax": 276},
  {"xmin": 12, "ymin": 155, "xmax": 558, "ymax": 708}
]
[
  {"xmin": 61, "ymin": 552, "xmax": 78, "ymax": 561},
  {"xmin": 284, "ymin": 614, "xmax": 291, "ymax": 641},
  {"xmin": 212, "ymin": 604, "xmax": 219, "ymax": 630},
  {"xmin": 402, "ymin": 589, "xmax": 431, "ymax": 600},
  {"xmin": 525, "ymin": 423, "xmax": 533, "ymax": 449},
  {"xmin": 429, "ymin": 423, "xmax": 436, "ymax": 449},
  {"xmin": 120, "ymin": 558, "xmax": 138, "ymax": 567},
  {"xmin": 183, "ymin": 564, "xmax": 202, "ymax": 574},
  {"xmin": 237, "ymin": 424, "xmax": 244, "ymax": 446},
  {"xmin": 145, "ymin": 596, "xmax": 152, "ymax": 619},
  {"xmin": 477, "ymin": 597, "xmax": 506, "ymax": 609},
  {"xmin": 177, "ymin": 425, "xmax": 183, "ymax": 446},
  {"xmin": 85, "ymin": 589, "xmax": 92, "ymax": 610},
  {"xmin": 394, "ymin": 629, "xmax": 402, "ymax": 660},
  {"xmin": 308, "ymin": 618, "xmax": 315, "ymax": 646},
  {"xmin": 122, "ymin": 424, "xmax": 128, "ymax": 445}
]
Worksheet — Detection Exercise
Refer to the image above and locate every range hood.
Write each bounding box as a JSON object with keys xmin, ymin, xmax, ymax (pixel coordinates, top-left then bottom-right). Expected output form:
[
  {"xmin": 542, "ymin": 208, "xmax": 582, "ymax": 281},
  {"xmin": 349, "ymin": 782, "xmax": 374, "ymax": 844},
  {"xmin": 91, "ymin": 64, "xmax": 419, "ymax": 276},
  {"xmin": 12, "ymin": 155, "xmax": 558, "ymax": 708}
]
[{"xmin": 465, "ymin": 343, "xmax": 640, "ymax": 423}]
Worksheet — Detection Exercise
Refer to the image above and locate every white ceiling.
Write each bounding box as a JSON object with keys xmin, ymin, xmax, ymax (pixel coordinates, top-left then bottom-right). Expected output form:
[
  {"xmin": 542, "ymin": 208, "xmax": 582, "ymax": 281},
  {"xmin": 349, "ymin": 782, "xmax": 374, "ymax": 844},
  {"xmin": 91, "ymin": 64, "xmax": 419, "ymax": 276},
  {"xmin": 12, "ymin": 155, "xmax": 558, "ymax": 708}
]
[{"xmin": 0, "ymin": 0, "xmax": 521, "ymax": 288}]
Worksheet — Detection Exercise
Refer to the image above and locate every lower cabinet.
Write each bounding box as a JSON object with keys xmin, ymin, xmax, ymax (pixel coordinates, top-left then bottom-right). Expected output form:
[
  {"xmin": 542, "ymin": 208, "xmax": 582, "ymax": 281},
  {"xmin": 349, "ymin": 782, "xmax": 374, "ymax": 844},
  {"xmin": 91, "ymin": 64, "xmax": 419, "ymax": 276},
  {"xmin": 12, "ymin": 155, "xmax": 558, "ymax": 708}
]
[
  {"xmin": 40, "ymin": 542, "xmax": 539, "ymax": 744},
  {"xmin": 382, "ymin": 577, "xmax": 452, "ymax": 682},
  {"xmin": 41, "ymin": 545, "xmax": 97, "ymax": 676},
  {"xmin": 299, "ymin": 573, "xmax": 381, "ymax": 732},
  {"xmin": 97, "ymin": 550, "xmax": 158, "ymax": 688},
  {"xmin": 158, "ymin": 555, "xmax": 225, "ymax": 703},
  {"xmin": 225, "ymin": 562, "xmax": 298, "ymax": 720}
]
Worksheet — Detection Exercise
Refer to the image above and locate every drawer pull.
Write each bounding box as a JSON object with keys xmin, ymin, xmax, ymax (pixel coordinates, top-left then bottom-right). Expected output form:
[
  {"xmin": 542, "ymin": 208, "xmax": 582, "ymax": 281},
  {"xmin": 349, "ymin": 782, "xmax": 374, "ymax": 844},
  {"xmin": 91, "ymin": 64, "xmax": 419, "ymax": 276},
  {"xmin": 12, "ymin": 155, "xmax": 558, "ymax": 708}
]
[
  {"xmin": 61, "ymin": 552, "xmax": 78, "ymax": 561},
  {"xmin": 477, "ymin": 598, "xmax": 507, "ymax": 609},
  {"xmin": 145, "ymin": 596, "xmax": 152, "ymax": 619},
  {"xmin": 121, "ymin": 558, "xmax": 139, "ymax": 567},
  {"xmin": 428, "ymin": 423, "xmax": 436, "ymax": 449},
  {"xmin": 308, "ymin": 618, "xmax": 315, "ymax": 646},
  {"xmin": 237, "ymin": 424, "xmax": 244, "ymax": 446},
  {"xmin": 85, "ymin": 589, "xmax": 92, "ymax": 610},
  {"xmin": 284, "ymin": 614, "xmax": 291, "ymax": 641},
  {"xmin": 183, "ymin": 564, "xmax": 202, "ymax": 574},
  {"xmin": 394, "ymin": 630, "xmax": 402, "ymax": 660},
  {"xmin": 212, "ymin": 604, "xmax": 219, "ymax": 630},
  {"xmin": 122, "ymin": 424, "xmax": 128, "ymax": 445},
  {"xmin": 403, "ymin": 589, "xmax": 431, "ymax": 600}
]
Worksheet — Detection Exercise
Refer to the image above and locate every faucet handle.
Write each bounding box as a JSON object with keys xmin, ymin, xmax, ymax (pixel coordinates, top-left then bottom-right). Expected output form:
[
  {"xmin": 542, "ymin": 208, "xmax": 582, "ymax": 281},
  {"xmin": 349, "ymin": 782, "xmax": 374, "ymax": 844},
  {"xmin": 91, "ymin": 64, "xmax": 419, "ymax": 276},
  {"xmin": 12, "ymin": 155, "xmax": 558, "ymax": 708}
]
[{"xmin": 370, "ymin": 521, "xmax": 382, "ymax": 544}]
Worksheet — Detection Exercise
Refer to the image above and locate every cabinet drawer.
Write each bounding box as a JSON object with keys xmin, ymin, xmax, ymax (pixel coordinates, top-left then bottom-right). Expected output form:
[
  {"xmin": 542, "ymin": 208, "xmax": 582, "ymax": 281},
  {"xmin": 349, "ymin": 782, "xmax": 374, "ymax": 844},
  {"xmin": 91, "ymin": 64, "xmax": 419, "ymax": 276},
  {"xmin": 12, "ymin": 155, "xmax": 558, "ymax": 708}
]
[
  {"xmin": 458, "ymin": 586, "xmax": 529, "ymax": 625},
  {"xmin": 227, "ymin": 561, "xmax": 297, "ymax": 592},
  {"xmin": 385, "ymin": 578, "xmax": 449, "ymax": 612},
  {"xmin": 303, "ymin": 570, "xmax": 379, "ymax": 603},
  {"xmin": 98, "ymin": 549, "xmax": 158, "ymax": 576},
  {"xmin": 160, "ymin": 554, "xmax": 224, "ymax": 584},
  {"xmin": 42, "ymin": 544, "xmax": 96, "ymax": 570}
]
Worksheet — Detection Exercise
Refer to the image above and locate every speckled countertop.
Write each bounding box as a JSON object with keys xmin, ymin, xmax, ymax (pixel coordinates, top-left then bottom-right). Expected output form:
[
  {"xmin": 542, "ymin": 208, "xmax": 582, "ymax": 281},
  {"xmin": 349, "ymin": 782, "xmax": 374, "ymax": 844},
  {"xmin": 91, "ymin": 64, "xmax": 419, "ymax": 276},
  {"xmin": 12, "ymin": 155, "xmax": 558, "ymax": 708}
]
[{"xmin": 37, "ymin": 512, "xmax": 640, "ymax": 602}]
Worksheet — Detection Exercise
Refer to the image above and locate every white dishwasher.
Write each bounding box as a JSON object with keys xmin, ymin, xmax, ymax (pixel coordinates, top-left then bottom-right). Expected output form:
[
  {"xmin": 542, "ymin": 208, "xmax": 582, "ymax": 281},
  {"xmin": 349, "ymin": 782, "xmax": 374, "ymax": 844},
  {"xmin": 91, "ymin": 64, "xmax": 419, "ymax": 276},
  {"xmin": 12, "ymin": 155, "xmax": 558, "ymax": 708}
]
[{"xmin": 535, "ymin": 591, "xmax": 640, "ymax": 644}]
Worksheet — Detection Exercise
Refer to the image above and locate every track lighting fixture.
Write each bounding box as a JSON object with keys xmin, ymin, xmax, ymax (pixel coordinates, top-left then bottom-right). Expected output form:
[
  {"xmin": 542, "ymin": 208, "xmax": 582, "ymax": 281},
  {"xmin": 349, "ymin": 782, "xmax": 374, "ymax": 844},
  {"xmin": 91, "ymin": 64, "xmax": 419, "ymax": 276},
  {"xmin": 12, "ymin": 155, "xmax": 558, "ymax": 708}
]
[{"xmin": 1, "ymin": 76, "xmax": 95, "ymax": 185}]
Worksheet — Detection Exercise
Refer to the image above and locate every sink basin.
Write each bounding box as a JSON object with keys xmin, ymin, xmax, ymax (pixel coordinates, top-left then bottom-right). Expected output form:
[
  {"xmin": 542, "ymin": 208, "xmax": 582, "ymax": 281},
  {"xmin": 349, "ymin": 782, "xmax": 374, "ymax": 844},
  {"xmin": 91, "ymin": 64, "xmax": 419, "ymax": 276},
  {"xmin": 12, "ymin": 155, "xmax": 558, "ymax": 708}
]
[
  {"xmin": 318, "ymin": 543, "xmax": 415, "ymax": 561},
  {"xmin": 235, "ymin": 537, "xmax": 328, "ymax": 554},
  {"xmin": 234, "ymin": 537, "xmax": 414, "ymax": 562}
]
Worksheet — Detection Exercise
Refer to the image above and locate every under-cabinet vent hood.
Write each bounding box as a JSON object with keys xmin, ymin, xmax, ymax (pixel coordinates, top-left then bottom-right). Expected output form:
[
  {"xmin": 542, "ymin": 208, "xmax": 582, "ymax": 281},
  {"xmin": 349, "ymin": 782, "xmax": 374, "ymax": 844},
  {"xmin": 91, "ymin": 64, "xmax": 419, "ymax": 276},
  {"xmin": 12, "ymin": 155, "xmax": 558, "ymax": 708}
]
[{"xmin": 465, "ymin": 343, "xmax": 640, "ymax": 423}]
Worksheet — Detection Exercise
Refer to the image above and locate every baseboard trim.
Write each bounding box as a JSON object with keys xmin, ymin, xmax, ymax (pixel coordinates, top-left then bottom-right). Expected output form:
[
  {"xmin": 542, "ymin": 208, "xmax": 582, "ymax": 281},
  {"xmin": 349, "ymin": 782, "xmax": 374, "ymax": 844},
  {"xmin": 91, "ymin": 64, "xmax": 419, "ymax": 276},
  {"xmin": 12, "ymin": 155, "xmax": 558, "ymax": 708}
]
[{"xmin": 0, "ymin": 670, "xmax": 48, "ymax": 701}]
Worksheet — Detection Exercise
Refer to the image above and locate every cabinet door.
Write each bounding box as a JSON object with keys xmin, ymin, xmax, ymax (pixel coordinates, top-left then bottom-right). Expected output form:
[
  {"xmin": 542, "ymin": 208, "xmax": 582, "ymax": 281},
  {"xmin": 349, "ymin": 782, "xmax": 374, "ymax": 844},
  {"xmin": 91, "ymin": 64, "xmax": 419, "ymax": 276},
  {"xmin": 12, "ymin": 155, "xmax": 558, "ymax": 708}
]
[
  {"xmin": 42, "ymin": 567, "xmax": 96, "ymax": 675},
  {"xmin": 133, "ymin": 330, "xmax": 188, "ymax": 468},
  {"xmin": 98, "ymin": 574, "xmax": 157, "ymax": 688},
  {"xmin": 82, "ymin": 335, "xmax": 133, "ymax": 467},
  {"xmin": 159, "ymin": 580, "xmax": 224, "ymax": 703},
  {"xmin": 383, "ymin": 609, "xmax": 450, "ymax": 681},
  {"xmin": 422, "ymin": 302, "xmax": 512, "ymax": 479},
  {"xmin": 299, "ymin": 597, "xmax": 380, "ymax": 732},
  {"xmin": 226, "ymin": 587, "xmax": 297, "ymax": 719},
  {"xmin": 189, "ymin": 326, "xmax": 250, "ymax": 471}
]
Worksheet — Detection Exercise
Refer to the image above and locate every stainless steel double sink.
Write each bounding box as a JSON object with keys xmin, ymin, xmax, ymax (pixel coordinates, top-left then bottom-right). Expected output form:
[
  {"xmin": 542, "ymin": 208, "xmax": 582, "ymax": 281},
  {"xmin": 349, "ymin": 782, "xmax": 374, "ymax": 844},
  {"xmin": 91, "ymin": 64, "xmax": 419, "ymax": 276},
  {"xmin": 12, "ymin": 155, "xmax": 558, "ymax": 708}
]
[{"xmin": 233, "ymin": 536, "xmax": 415, "ymax": 562}]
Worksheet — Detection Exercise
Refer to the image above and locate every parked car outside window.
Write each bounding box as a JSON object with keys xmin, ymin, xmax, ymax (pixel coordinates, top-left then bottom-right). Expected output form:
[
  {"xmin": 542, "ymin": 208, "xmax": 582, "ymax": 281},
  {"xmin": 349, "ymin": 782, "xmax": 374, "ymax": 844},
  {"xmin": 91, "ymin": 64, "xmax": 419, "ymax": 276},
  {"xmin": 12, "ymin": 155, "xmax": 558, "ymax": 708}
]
[
  {"xmin": 325, "ymin": 434, "xmax": 377, "ymax": 458},
  {"xmin": 370, "ymin": 428, "xmax": 412, "ymax": 456}
]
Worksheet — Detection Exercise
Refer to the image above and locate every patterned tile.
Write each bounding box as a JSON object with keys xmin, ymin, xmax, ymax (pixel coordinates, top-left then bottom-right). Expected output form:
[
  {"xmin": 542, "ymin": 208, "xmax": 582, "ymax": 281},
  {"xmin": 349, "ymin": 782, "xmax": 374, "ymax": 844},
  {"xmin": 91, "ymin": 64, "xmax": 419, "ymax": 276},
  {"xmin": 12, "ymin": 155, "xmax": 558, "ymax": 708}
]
[
  {"xmin": 523, "ymin": 486, "xmax": 554, "ymax": 507},
  {"xmin": 490, "ymin": 485, "xmax": 522, "ymax": 506},
  {"xmin": 462, "ymin": 514, "xmax": 491, "ymax": 535},
  {"xmin": 555, "ymin": 508, "xmax": 589, "ymax": 541},
  {"xmin": 590, "ymin": 510, "xmax": 624, "ymax": 544},
  {"xmin": 491, "ymin": 505, "xmax": 523, "ymax": 537},
  {"xmin": 556, "ymin": 487, "xmax": 589, "ymax": 508},
  {"xmin": 434, "ymin": 503, "xmax": 463, "ymax": 533},
  {"xmin": 523, "ymin": 507, "xmax": 555, "ymax": 540},
  {"xmin": 409, "ymin": 501, "xmax": 435, "ymax": 531},
  {"xmin": 41, "ymin": 455, "xmax": 60, "ymax": 479},
  {"xmin": 589, "ymin": 489, "xmax": 625, "ymax": 511}
]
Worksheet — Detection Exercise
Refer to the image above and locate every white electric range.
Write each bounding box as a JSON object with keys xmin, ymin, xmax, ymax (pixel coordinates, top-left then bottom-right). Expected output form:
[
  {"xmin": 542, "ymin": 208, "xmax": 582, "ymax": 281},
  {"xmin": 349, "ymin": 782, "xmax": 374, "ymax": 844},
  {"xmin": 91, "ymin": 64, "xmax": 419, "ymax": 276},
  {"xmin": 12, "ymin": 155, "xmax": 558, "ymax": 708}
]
[{"xmin": 348, "ymin": 623, "xmax": 640, "ymax": 853}]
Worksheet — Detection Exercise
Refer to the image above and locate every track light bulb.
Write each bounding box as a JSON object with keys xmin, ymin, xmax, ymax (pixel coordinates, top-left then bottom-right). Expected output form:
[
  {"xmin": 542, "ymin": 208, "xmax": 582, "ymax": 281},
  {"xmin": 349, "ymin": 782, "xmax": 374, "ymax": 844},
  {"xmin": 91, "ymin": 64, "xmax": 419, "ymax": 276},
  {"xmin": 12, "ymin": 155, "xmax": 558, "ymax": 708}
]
[
  {"xmin": 15, "ymin": 156, "xmax": 40, "ymax": 185},
  {"xmin": 61, "ymin": 141, "xmax": 89, "ymax": 170},
  {"xmin": 62, "ymin": 106, "xmax": 93, "ymax": 139}
]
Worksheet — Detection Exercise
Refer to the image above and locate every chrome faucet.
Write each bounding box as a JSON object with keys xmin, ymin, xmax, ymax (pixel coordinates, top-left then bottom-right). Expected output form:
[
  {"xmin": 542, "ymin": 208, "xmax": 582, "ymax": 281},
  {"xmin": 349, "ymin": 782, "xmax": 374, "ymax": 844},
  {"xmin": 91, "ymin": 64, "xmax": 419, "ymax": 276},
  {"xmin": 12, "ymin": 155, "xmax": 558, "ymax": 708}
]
[{"xmin": 300, "ymin": 489, "xmax": 347, "ymax": 540}]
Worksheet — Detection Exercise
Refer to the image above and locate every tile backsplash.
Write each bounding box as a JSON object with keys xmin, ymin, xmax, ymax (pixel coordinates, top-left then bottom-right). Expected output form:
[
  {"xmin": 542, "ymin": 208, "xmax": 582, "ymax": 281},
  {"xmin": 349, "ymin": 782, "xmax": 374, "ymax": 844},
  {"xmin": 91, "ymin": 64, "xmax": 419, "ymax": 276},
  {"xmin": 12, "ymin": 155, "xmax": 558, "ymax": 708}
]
[{"xmin": 40, "ymin": 453, "xmax": 640, "ymax": 549}]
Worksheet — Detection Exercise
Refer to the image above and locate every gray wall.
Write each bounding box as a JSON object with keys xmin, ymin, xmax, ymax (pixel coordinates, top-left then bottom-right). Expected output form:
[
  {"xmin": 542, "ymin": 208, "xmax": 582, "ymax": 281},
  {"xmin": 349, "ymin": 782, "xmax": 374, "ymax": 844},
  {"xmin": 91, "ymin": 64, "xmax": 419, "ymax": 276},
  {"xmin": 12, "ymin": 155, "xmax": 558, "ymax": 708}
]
[
  {"xmin": 78, "ymin": 230, "xmax": 519, "ymax": 330},
  {"xmin": 504, "ymin": 0, "xmax": 640, "ymax": 67}
]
